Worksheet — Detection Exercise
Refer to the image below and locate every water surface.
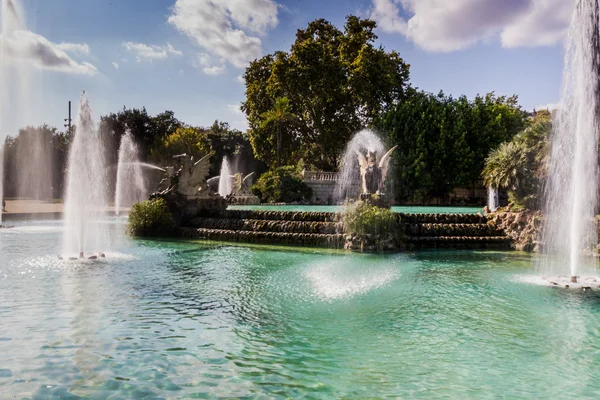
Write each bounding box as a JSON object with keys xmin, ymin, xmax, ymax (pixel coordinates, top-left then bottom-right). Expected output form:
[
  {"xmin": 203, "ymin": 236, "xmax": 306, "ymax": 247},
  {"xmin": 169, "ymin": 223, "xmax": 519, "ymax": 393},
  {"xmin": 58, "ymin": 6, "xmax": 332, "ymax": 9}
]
[{"xmin": 1, "ymin": 219, "xmax": 600, "ymax": 398}]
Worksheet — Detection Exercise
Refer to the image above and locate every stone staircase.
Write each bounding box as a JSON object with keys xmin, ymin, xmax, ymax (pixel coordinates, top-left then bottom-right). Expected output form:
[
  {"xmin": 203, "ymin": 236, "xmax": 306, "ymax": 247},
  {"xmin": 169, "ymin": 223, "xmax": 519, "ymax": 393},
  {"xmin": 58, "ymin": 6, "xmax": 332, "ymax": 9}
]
[
  {"xmin": 176, "ymin": 210, "xmax": 511, "ymax": 250},
  {"xmin": 401, "ymin": 213, "xmax": 511, "ymax": 249},
  {"xmin": 178, "ymin": 209, "xmax": 345, "ymax": 248}
]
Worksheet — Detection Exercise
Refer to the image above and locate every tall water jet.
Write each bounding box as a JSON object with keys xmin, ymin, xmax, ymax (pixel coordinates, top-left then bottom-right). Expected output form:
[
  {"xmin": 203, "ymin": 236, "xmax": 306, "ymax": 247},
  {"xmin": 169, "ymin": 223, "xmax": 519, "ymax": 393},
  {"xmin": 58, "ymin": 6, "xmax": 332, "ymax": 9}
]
[
  {"xmin": 540, "ymin": 0, "xmax": 600, "ymax": 282},
  {"xmin": 115, "ymin": 132, "xmax": 147, "ymax": 215},
  {"xmin": 218, "ymin": 156, "xmax": 232, "ymax": 197},
  {"xmin": 15, "ymin": 126, "xmax": 53, "ymax": 200},
  {"xmin": 488, "ymin": 186, "xmax": 499, "ymax": 212},
  {"xmin": 335, "ymin": 129, "xmax": 385, "ymax": 203},
  {"xmin": 0, "ymin": 0, "xmax": 33, "ymax": 222},
  {"xmin": 63, "ymin": 92, "xmax": 110, "ymax": 257}
]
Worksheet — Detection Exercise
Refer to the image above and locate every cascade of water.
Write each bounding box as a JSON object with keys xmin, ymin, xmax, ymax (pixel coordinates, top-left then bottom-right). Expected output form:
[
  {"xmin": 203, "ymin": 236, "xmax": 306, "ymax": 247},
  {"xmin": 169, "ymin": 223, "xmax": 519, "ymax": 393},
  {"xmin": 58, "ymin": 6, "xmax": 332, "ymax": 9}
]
[
  {"xmin": 62, "ymin": 92, "xmax": 110, "ymax": 256},
  {"xmin": 488, "ymin": 186, "xmax": 499, "ymax": 212},
  {"xmin": 334, "ymin": 129, "xmax": 385, "ymax": 203},
  {"xmin": 0, "ymin": 0, "xmax": 33, "ymax": 222},
  {"xmin": 15, "ymin": 127, "xmax": 53, "ymax": 200},
  {"xmin": 218, "ymin": 156, "xmax": 232, "ymax": 197},
  {"xmin": 539, "ymin": 0, "xmax": 600, "ymax": 280},
  {"xmin": 115, "ymin": 132, "xmax": 147, "ymax": 215}
]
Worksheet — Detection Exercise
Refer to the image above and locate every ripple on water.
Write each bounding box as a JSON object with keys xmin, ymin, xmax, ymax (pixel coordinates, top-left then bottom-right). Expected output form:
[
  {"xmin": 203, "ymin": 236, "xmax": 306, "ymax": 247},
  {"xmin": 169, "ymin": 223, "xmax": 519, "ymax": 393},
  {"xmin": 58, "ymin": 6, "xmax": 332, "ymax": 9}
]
[{"xmin": 303, "ymin": 257, "xmax": 400, "ymax": 301}]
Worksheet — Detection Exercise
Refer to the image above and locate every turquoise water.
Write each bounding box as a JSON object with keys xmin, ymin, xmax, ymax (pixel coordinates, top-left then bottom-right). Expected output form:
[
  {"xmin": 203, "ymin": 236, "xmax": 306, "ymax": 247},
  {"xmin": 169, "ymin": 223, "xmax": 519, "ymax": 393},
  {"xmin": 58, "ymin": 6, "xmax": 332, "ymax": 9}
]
[
  {"xmin": 228, "ymin": 205, "xmax": 483, "ymax": 214},
  {"xmin": 2, "ymin": 219, "xmax": 600, "ymax": 398}
]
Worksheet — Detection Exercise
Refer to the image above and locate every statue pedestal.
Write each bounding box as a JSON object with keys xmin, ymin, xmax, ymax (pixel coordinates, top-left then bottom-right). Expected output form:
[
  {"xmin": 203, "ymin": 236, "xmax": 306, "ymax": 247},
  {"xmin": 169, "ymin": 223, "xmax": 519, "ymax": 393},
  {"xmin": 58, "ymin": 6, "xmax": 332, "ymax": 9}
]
[
  {"xmin": 151, "ymin": 191, "xmax": 227, "ymax": 224},
  {"xmin": 360, "ymin": 193, "xmax": 391, "ymax": 208}
]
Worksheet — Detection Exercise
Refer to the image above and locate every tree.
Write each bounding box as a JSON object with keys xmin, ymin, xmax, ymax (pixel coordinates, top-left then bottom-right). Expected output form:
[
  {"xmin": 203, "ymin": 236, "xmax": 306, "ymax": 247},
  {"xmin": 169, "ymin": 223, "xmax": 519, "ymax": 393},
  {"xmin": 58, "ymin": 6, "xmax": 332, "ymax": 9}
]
[
  {"xmin": 260, "ymin": 97, "xmax": 296, "ymax": 167},
  {"xmin": 242, "ymin": 16, "xmax": 410, "ymax": 170},
  {"xmin": 159, "ymin": 126, "xmax": 212, "ymax": 161},
  {"xmin": 375, "ymin": 90, "xmax": 528, "ymax": 201},
  {"xmin": 482, "ymin": 112, "xmax": 551, "ymax": 209}
]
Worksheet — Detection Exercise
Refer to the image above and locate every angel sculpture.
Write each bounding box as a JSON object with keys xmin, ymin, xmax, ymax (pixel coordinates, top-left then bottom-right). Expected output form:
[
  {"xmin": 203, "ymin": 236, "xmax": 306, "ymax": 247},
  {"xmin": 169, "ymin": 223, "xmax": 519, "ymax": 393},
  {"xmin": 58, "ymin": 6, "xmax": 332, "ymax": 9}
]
[
  {"xmin": 157, "ymin": 153, "xmax": 214, "ymax": 197},
  {"xmin": 207, "ymin": 172, "xmax": 256, "ymax": 197},
  {"xmin": 356, "ymin": 145, "xmax": 398, "ymax": 195},
  {"xmin": 231, "ymin": 172, "xmax": 255, "ymax": 196}
]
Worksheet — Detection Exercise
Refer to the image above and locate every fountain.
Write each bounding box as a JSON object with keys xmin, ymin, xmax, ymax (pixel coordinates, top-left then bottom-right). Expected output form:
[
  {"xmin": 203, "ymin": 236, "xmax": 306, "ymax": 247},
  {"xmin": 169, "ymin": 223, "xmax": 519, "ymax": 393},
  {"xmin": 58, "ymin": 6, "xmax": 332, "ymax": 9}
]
[
  {"xmin": 62, "ymin": 92, "xmax": 110, "ymax": 258},
  {"xmin": 335, "ymin": 129, "xmax": 397, "ymax": 206},
  {"xmin": 14, "ymin": 126, "xmax": 53, "ymax": 201},
  {"xmin": 539, "ymin": 0, "xmax": 600, "ymax": 286},
  {"xmin": 206, "ymin": 156, "xmax": 259, "ymax": 204},
  {"xmin": 115, "ymin": 132, "xmax": 147, "ymax": 215},
  {"xmin": 218, "ymin": 156, "xmax": 232, "ymax": 197},
  {"xmin": 487, "ymin": 186, "xmax": 499, "ymax": 212},
  {"xmin": 0, "ymin": 0, "xmax": 34, "ymax": 223}
]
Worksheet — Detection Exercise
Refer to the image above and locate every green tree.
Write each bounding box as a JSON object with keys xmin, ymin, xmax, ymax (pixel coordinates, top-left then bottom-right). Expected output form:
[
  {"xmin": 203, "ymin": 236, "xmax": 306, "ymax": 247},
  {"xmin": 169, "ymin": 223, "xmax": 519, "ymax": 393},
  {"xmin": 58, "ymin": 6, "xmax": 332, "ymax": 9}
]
[
  {"xmin": 242, "ymin": 16, "xmax": 410, "ymax": 170},
  {"xmin": 260, "ymin": 97, "xmax": 296, "ymax": 167},
  {"xmin": 375, "ymin": 90, "xmax": 528, "ymax": 201},
  {"xmin": 159, "ymin": 126, "xmax": 212, "ymax": 161},
  {"xmin": 482, "ymin": 112, "xmax": 551, "ymax": 209}
]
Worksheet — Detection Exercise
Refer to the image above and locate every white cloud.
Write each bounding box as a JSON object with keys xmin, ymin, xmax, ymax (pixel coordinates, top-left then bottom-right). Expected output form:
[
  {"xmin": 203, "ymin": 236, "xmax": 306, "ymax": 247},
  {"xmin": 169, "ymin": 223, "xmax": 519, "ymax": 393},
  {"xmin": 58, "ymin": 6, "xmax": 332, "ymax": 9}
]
[
  {"xmin": 122, "ymin": 41, "xmax": 182, "ymax": 62},
  {"xmin": 536, "ymin": 103, "xmax": 561, "ymax": 111},
  {"xmin": 112, "ymin": 62, "xmax": 119, "ymax": 69},
  {"xmin": 227, "ymin": 104, "xmax": 243, "ymax": 115},
  {"xmin": 236, "ymin": 74, "xmax": 244, "ymax": 84},
  {"xmin": 0, "ymin": 30, "xmax": 97, "ymax": 75},
  {"xmin": 168, "ymin": 0, "xmax": 279, "ymax": 69},
  {"xmin": 56, "ymin": 42, "xmax": 90, "ymax": 55},
  {"xmin": 370, "ymin": 0, "xmax": 574, "ymax": 52},
  {"xmin": 194, "ymin": 53, "xmax": 226, "ymax": 75}
]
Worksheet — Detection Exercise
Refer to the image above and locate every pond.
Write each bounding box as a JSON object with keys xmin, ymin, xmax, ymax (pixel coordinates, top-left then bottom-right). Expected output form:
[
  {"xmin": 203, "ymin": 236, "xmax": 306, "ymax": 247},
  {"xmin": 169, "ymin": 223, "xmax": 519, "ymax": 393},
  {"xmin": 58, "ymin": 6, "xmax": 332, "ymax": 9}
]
[{"xmin": 1, "ymin": 218, "xmax": 599, "ymax": 398}]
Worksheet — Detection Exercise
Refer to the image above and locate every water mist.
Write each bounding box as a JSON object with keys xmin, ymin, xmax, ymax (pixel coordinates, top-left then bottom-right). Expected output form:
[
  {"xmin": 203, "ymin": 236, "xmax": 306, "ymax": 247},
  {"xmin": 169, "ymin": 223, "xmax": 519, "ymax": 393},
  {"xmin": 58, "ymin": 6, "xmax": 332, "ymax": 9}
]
[
  {"xmin": 62, "ymin": 92, "xmax": 110, "ymax": 256},
  {"xmin": 539, "ymin": 0, "xmax": 600, "ymax": 281},
  {"xmin": 218, "ymin": 156, "xmax": 232, "ymax": 197},
  {"xmin": 334, "ymin": 129, "xmax": 385, "ymax": 203},
  {"xmin": 115, "ymin": 132, "xmax": 147, "ymax": 215}
]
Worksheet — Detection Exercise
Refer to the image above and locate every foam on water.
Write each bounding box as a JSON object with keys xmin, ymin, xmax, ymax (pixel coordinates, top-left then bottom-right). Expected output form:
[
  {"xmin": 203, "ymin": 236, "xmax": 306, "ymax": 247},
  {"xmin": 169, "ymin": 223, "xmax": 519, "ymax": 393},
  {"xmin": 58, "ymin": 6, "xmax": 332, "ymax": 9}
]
[{"xmin": 304, "ymin": 259, "xmax": 400, "ymax": 300}]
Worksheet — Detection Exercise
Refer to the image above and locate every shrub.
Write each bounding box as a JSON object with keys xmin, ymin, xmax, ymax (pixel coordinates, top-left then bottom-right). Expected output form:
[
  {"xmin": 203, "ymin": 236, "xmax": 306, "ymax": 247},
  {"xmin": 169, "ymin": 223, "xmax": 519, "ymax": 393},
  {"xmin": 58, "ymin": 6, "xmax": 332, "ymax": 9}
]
[
  {"xmin": 342, "ymin": 201, "xmax": 400, "ymax": 237},
  {"xmin": 127, "ymin": 198, "xmax": 175, "ymax": 237},
  {"xmin": 251, "ymin": 166, "xmax": 312, "ymax": 203}
]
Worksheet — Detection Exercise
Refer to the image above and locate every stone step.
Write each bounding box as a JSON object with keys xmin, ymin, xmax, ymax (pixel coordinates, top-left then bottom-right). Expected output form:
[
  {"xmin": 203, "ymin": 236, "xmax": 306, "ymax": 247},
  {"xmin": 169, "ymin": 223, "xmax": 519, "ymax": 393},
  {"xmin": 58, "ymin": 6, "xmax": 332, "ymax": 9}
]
[
  {"xmin": 178, "ymin": 227, "xmax": 345, "ymax": 248},
  {"xmin": 403, "ymin": 223, "xmax": 502, "ymax": 237},
  {"xmin": 199, "ymin": 209, "xmax": 339, "ymax": 222},
  {"xmin": 399, "ymin": 213, "xmax": 487, "ymax": 224},
  {"xmin": 187, "ymin": 218, "xmax": 341, "ymax": 234},
  {"xmin": 407, "ymin": 236, "xmax": 512, "ymax": 249}
]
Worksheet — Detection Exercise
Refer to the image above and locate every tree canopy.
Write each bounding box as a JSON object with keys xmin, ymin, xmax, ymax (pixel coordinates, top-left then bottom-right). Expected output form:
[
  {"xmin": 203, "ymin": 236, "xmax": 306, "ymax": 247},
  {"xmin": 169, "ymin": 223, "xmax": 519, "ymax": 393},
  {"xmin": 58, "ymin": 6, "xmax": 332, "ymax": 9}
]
[
  {"xmin": 242, "ymin": 16, "xmax": 410, "ymax": 170},
  {"xmin": 375, "ymin": 90, "xmax": 529, "ymax": 201}
]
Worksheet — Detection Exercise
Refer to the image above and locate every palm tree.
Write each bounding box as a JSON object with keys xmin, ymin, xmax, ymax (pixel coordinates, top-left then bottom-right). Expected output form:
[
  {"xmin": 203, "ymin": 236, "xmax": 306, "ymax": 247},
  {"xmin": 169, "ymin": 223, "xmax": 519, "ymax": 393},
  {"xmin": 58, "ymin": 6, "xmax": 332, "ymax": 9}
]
[{"xmin": 260, "ymin": 97, "xmax": 296, "ymax": 167}]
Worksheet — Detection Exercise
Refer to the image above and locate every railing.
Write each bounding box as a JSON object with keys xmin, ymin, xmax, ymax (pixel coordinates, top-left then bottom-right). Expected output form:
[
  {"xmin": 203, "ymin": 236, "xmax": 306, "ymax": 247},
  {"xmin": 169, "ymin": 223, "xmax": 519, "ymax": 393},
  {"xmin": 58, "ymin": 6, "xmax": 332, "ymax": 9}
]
[{"xmin": 302, "ymin": 170, "xmax": 340, "ymax": 181}]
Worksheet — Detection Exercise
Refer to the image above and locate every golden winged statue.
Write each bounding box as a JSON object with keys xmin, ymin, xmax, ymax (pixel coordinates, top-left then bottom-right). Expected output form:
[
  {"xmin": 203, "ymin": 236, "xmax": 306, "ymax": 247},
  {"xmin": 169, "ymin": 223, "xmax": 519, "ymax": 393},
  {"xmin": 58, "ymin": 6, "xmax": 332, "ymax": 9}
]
[{"xmin": 356, "ymin": 145, "xmax": 398, "ymax": 195}]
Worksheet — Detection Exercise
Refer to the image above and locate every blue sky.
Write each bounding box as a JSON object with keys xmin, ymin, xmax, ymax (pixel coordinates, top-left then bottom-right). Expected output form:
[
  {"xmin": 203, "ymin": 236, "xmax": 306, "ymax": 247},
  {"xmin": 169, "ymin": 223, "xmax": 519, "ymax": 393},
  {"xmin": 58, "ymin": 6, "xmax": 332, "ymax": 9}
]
[{"xmin": 1, "ymin": 0, "xmax": 570, "ymax": 135}]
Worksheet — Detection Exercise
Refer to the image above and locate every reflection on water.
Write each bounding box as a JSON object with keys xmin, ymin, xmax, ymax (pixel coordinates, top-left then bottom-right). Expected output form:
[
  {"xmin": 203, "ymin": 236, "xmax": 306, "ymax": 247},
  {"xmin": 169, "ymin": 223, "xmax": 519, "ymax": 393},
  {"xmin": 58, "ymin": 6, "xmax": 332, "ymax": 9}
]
[{"xmin": 1, "ymin": 219, "xmax": 600, "ymax": 398}]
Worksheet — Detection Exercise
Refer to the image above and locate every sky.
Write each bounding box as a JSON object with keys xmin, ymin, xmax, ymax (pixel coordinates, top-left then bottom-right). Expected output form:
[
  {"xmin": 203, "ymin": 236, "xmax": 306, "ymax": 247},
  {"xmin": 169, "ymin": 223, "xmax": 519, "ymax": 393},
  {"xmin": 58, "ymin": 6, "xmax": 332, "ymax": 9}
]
[{"xmin": 0, "ymin": 0, "xmax": 572, "ymax": 135}]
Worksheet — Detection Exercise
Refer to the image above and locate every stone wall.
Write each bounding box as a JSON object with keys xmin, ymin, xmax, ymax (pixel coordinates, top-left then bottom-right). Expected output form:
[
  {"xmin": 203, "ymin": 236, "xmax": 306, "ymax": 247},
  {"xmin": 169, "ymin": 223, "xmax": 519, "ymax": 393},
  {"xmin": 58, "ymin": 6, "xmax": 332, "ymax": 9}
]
[
  {"xmin": 487, "ymin": 210, "xmax": 542, "ymax": 252},
  {"xmin": 302, "ymin": 170, "xmax": 359, "ymax": 204}
]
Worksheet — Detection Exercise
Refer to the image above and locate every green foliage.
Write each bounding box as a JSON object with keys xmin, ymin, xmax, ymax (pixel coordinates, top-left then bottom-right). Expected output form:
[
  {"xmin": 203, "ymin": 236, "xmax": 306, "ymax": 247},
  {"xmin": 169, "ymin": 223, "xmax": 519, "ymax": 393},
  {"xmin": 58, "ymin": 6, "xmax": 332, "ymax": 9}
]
[
  {"xmin": 260, "ymin": 97, "xmax": 297, "ymax": 168},
  {"xmin": 251, "ymin": 166, "xmax": 312, "ymax": 203},
  {"xmin": 158, "ymin": 126, "xmax": 212, "ymax": 161},
  {"xmin": 375, "ymin": 90, "xmax": 528, "ymax": 201},
  {"xmin": 482, "ymin": 111, "xmax": 551, "ymax": 210},
  {"xmin": 343, "ymin": 202, "xmax": 400, "ymax": 237},
  {"xmin": 127, "ymin": 198, "xmax": 175, "ymax": 237},
  {"xmin": 242, "ymin": 16, "xmax": 410, "ymax": 170}
]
